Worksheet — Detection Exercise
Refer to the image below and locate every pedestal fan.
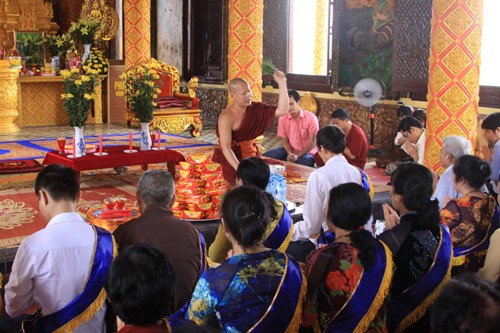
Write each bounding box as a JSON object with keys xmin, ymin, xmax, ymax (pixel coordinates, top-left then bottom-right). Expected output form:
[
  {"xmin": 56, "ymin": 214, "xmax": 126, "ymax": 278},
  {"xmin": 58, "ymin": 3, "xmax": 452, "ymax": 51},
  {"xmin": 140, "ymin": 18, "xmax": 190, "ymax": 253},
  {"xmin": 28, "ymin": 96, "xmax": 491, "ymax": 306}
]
[{"xmin": 353, "ymin": 78, "xmax": 384, "ymax": 156}]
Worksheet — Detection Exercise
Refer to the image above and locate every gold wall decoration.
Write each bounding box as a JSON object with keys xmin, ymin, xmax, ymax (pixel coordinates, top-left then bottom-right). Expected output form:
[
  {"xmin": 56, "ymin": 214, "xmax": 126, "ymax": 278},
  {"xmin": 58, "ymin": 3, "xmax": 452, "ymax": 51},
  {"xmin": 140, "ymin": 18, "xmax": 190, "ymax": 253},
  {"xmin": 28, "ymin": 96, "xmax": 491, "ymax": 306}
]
[
  {"xmin": 228, "ymin": 0, "xmax": 264, "ymax": 103},
  {"xmin": 425, "ymin": 0, "xmax": 483, "ymax": 172},
  {"xmin": 124, "ymin": 0, "xmax": 151, "ymax": 69},
  {"xmin": 80, "ymin": 0, "xmax": 119, "ymax": 41},
  {"xmin": 314, "ymin": 0, "xmax": 326, "ymax": 74},
  {"xmin": 0, "ymin": 0, "xmax": 59, "ymax": 50}
]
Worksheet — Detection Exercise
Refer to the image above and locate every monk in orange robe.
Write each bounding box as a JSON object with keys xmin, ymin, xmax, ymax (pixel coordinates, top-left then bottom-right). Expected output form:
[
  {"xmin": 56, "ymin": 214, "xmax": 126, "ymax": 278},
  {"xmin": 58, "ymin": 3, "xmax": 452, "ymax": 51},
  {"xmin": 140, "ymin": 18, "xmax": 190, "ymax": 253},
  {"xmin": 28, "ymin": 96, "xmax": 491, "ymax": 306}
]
[{"xmin": 213, "ymin": 71, "xmax": 289, "ymax": 183}]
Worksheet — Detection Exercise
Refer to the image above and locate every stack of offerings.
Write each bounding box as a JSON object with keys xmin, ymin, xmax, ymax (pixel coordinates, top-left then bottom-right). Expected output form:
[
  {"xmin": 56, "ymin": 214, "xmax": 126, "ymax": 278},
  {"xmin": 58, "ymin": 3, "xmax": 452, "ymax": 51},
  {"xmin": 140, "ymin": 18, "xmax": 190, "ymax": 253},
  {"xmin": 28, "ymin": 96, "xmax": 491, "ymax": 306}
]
[{"xmin": 172, "ymin": 155, "xmax": 230, "ymax": 220}]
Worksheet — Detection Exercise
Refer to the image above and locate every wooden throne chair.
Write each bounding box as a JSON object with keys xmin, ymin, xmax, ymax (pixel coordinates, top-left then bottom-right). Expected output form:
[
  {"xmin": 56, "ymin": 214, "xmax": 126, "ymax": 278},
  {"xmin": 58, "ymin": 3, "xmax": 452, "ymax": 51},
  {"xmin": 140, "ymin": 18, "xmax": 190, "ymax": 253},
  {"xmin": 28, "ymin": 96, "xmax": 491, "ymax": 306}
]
[{"xmin": 125, "ymin": 58, "xmax": 202, "ymax": 137}]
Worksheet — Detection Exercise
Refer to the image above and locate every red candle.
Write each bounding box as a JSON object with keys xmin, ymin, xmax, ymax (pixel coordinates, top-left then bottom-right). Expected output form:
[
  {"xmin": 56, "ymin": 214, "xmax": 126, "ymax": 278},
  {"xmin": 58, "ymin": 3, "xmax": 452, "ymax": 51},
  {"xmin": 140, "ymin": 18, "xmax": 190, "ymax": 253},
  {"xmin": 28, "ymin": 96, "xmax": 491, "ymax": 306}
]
[
  {"xmin": 72, "ymin": 136, "xmax": 76, "ymax": 157},
  {"xmin": 99, "ymin": 134, "xmax": 103, "ymax": 154},
  {"xmin": 129, "ymin": 131, "xmax": 133, "ymax": 151},
  {"xmin": 157, "ymin": 129, "xmax": 161, "ymax": 149}
]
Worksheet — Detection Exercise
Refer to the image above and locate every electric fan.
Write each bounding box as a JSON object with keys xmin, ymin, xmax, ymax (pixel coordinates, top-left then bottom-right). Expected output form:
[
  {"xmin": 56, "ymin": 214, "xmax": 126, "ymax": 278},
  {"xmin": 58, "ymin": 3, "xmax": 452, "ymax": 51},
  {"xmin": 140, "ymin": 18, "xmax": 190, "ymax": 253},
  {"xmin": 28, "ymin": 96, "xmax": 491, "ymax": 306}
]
[{"xmin": 353, "ymin": 78, "xmax": 384, "ymax": 152}]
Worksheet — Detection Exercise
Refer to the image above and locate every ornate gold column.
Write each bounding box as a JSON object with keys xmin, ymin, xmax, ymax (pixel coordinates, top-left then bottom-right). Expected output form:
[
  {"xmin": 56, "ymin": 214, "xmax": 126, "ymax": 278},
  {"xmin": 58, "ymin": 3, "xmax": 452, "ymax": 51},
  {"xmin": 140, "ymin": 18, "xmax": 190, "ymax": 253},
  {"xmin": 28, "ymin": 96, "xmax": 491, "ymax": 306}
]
[
  {"xmin": 425, "ymin": 0, "xmax": 483, "ymax": 171},
  {"xmin": 0, "ymin": 61, "xmax": 20, "ymax": 133},
  {"xmin": 313, "ymin": 0, "xmax": 326, "ymax": 74},
  {"xmin": 228, "ymin": 0, "xmax": 264, "ymax": 102},
  {"xmin": 124, "ymin": 0, "xmax": 151, "ymax": 69}
]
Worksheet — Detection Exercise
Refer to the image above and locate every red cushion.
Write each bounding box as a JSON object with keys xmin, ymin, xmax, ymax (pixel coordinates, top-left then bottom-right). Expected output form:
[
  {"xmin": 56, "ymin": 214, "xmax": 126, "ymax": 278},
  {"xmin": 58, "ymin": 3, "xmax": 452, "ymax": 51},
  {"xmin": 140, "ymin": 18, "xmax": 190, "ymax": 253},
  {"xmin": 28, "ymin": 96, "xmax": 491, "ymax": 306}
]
[
  {"xmin": 157, "ymin": 72, "xmax": 173, "ymax": 98},
  {"xmin": 154, "ymin": 97, "xmax": 186, "ymax": 109}
]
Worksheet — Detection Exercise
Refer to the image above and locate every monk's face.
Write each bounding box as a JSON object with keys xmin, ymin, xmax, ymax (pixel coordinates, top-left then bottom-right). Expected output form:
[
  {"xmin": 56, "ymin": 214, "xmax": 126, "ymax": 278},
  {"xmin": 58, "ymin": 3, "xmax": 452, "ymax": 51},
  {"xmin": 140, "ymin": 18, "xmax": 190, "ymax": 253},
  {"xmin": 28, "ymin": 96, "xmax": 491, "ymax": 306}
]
[{"xmin": 231, "ymin": 82, "xmax": 252, "ymax": 107}]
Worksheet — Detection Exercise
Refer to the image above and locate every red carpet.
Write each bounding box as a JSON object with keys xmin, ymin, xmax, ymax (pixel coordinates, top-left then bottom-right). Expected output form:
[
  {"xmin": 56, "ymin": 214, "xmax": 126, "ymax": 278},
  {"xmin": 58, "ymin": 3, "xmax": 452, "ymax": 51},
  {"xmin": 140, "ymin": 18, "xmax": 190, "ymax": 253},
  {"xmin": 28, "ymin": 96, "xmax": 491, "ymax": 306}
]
[
  {"xmin": 0, "ymin": 172, "xmax": 137, "ymax": 248},
  {"xmin": 0, "ymin": 159, "xmax": 43, "ymax": 174}
]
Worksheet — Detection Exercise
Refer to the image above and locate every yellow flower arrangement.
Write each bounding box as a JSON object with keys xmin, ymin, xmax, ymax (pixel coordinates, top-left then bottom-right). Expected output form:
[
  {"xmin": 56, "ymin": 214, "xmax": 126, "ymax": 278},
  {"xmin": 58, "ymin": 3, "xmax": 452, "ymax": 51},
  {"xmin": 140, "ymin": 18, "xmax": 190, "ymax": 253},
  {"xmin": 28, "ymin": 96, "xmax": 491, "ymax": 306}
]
[
  {"xmin": 60, "ymin": 67, "xmax": 100, "ymax": 127},
  {"xmin": 69, "ymin": 17, "xmax": 102, "ymax": 44},
  {"xmin": 120, "ymin": 65, "xmax": 162, "ymax": 122},
  {"xmin": 44, "ymin": 33, "xmax": 74, "ymax": 58},
  {"xmin": 83, "ymin": 47, "xmax": 109, "ymax": 75}
]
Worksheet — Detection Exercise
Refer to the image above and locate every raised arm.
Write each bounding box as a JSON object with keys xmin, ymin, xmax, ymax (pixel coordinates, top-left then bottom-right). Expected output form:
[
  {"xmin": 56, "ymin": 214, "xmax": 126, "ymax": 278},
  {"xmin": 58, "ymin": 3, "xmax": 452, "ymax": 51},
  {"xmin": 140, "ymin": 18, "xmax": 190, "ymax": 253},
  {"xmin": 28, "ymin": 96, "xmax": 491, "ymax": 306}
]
[
  {"xmin": 273, "ymin": 70, "xmax": 289, "ymax": 118},
  {"xmin": 218, "ymin": 111, "xmax": 240, "ymax": 171}
]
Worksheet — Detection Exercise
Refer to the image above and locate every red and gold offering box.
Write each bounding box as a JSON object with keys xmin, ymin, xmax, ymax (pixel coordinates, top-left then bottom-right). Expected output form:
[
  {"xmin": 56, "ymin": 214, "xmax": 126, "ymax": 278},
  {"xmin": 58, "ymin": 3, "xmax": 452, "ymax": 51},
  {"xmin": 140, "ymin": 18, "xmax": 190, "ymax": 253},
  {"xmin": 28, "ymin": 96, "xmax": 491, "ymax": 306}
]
[
  {"xmin": 87, "ymin": 197, "xmax": 139, "ymax": 232},
  {"xmin": 172, "ymin": 155, "xmax": 229, "ymax": 220}
]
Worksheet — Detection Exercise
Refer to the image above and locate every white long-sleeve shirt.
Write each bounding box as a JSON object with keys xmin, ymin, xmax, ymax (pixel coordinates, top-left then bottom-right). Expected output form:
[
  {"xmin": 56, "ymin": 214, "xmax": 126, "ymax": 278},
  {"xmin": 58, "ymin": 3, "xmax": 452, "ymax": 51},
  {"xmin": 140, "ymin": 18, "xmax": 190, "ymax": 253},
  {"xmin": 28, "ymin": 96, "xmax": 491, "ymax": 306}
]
[
  {"xmin": 433, "ymin": 165, "xmax": 458, "ymax": 209},
  {"xmin": 5, "ymin": 212, "xmax": 106, "ymax": 333},
  {"xmin": 292, "ymin": 155, "xmax": 362, "ymax": 241}
]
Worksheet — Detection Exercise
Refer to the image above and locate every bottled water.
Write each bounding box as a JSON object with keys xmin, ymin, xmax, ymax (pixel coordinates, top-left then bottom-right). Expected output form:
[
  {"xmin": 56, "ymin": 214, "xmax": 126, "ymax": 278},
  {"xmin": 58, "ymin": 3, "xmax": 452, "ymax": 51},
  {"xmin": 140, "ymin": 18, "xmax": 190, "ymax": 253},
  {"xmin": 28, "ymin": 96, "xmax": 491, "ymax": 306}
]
[
  {"xmin": 266, "ymin": 174, "xmax": 277, "ymax": 197},
  {"xmin": 275, "ymin": 174, "xmax": 287, "ymax": 203}
]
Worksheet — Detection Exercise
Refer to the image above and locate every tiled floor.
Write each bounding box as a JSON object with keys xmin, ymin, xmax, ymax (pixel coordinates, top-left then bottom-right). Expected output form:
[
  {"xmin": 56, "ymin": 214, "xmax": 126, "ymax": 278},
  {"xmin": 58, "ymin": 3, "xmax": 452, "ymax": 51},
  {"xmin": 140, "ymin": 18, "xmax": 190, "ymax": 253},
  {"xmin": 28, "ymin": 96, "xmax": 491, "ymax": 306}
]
[{"xmin": 0, "ymin": 118, "xmax": 283, "ymax": 151}]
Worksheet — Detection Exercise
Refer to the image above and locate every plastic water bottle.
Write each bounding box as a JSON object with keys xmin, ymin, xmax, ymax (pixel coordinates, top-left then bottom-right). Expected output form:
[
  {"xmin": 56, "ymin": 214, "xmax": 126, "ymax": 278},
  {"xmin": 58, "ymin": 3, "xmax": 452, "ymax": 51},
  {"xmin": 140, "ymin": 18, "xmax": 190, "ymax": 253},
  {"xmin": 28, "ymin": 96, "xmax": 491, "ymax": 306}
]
[
  {"xmin": 276, "ymin": 174, "xmax": 287, "ymax": 203},
  {"xmin": 266, "ymin": 174, "xmax": 277, "ymax": 197}
]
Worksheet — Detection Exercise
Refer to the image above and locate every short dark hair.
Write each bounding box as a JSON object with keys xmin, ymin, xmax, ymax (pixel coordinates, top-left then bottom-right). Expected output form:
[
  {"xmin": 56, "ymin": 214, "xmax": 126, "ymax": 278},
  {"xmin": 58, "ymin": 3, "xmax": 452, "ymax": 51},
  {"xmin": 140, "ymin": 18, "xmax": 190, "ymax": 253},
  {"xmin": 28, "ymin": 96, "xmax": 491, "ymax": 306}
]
[
  {"xmin": 331, "ymin": 108, "xmax": 350, "ymax": 121},
  {"xmin": 34, "ymin": 164, "xmax": 79, "ymax": 202},
  {"xmin": 391, "ymin": 163, "xmax": 440, "ymax": 229},
  {"xmin": 481, "ymin": 112, "xmax": 500, "ymax": 131},
  {"xmin": 287, "ymin": 89, "xmax": 300, "ymax": 102},
  {"xmin": 316, "ymin": 125, "xmax": 346, "ymax": 154},
  {"xmin": 236, "ymin": 157, "xmax": 270, "ymax": 190},
  {"xmin": 105, "ymin": 244, "xmax": 175, "ymax": 326},
  {"xmin": 453, "ymin": 155, "xmax": 491, "ymax": 189},
  {"xmin": 327, "ymin": 183, "xmax": 375, "ymax": 268},
  {"xmin": 412, "ymin": 108, "xmax": 427, "ymax": 126},
  {"xmin": 430, "ymin": 274, "xmax": 500, "ymax": 333},
  {"xmin": 221, "ymin": 186, "xmax": 276, "ymax": 248},
  {"xmin": 396, "ymin": 105, "xmax": 414, "ymax": 118},
  {"xmin": 397, "ymin": 116, "xmax": 423, "ymax": 132}
]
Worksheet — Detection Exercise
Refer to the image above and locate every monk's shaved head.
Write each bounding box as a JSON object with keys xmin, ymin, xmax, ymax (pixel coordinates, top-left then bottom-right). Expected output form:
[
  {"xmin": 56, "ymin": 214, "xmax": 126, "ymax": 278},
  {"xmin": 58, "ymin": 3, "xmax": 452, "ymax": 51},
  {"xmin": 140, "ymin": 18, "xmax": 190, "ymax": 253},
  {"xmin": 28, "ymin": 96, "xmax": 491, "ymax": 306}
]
[{"xmin": 228, "ymin": 78, "xmax": 249, "ymax": 93}]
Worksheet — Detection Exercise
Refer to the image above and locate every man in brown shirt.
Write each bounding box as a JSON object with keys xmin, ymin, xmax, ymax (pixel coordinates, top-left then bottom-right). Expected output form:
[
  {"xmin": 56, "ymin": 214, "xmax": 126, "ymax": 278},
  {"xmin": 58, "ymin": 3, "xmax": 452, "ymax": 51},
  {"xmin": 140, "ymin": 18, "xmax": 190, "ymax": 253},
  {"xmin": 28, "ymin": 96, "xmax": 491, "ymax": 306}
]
[{"xmin": 113, "ymin": 170, "xmax": 206, "ymax": 315}]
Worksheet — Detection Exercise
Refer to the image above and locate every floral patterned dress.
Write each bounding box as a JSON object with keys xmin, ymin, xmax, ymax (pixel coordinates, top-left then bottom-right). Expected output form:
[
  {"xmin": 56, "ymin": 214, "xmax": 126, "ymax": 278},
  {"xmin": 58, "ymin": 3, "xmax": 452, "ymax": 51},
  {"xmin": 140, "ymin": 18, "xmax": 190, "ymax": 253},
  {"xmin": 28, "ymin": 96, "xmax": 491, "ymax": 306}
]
[
  {"xmin": 186, "ymin": 250, "xmax": 301, "ymax": 333},
  {"xmin": 441, "ymin": 194, "xmax": 497, "ymax": 274},
  {"xmin": 302, "ymin": 242, "xmax": 388, "ymax": 333}
]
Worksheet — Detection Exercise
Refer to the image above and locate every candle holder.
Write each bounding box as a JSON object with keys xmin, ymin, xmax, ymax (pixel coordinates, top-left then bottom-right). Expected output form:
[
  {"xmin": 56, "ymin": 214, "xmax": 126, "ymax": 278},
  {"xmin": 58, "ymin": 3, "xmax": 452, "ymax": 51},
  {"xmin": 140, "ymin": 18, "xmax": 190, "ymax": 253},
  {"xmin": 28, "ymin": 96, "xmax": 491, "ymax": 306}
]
[
  {"xmin": 152, "ymin": 147, "xmax": 165, "ymax": 151},
  {"xmin": 93, "ymin": 152, "xmax": 108, "ymax": 156},
  {"xmin": 123, "ymin": 149, "xmax": 138, "ymax": 154}
]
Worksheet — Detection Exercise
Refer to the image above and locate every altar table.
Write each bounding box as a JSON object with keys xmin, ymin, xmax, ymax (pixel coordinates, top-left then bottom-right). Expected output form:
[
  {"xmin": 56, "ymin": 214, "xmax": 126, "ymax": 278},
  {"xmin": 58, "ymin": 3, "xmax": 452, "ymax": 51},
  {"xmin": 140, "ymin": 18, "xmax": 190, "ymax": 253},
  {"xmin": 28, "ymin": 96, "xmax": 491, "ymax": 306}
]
[{"xmin": 42, "ymin": 145, "xmax": 185, "ymax": 177}]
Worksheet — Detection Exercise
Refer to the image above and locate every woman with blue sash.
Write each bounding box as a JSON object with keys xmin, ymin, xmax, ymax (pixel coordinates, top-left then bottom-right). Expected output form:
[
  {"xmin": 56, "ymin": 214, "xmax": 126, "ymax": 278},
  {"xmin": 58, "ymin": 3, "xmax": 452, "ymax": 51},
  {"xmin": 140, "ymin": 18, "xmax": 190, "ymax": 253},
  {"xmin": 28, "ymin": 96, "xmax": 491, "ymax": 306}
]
[
  {"xmin": 209, "ymin": 157, "xmax": 293, "ymax": 263},
  {"xmin": 440, "ymin": 155, "xmax": 500, "ymax": 275},
  {"xmin": 186, "ymin": 186, "xmax": 306, "ymax": 332},
  {"xmin": 378, "ymin": 163, "xmax": 452, "ymax": 333},
  {"xmin": 302, "ymin": 183, "xmax": 393, "ymax": 333}
]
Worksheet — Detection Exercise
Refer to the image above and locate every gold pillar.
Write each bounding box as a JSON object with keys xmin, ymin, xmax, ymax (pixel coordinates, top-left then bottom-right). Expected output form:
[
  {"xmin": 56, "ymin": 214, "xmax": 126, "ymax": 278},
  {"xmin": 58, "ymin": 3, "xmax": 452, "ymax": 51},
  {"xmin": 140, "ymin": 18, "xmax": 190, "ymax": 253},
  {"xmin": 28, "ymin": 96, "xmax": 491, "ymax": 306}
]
[
  {"xmin": 124, "ymin": 0, "xmax": 151, "ymax": 69},
  {"xmin": 313, "ymin": 0, "xmax": 326, "ymax": 74},
  {"xmin": 0, "ymin": 61, "xmax": 20, "ymax": 133},
  {"xmin": 228, "ymin": 0, "xmax": 264, "ymax": 102},
  {"xmin": 425, "ymin": 0, "xmax": 483, "ymax": 171}
]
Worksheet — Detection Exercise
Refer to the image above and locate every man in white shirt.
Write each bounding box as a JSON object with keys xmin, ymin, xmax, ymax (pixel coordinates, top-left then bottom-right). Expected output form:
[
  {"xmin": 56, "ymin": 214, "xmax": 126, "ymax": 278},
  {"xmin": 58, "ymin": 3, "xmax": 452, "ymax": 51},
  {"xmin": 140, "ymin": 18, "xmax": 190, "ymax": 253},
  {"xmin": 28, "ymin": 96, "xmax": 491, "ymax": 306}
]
[
  {"xmin": 397, "ymin": 116, "xmax": 426, "ymax": 164},
  {"xmin": 287, "ymin": 125, "xmax": 363, "ymax": 261},
  {"xmin": 433, "ymin": 136, "xmax": 472, "ymax": 209},
  {"xmin": 4, "ymin": 164, "xmax": 113, "ymax": 332}
]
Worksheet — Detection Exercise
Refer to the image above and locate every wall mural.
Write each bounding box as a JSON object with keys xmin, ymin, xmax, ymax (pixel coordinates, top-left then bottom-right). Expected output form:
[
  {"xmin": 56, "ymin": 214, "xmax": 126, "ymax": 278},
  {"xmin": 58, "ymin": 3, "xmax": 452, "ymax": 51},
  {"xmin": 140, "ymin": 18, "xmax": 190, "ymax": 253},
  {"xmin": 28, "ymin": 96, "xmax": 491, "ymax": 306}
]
[{"xmin": 337, "ymin": 0, "xmax": 394, "ymax": 89}]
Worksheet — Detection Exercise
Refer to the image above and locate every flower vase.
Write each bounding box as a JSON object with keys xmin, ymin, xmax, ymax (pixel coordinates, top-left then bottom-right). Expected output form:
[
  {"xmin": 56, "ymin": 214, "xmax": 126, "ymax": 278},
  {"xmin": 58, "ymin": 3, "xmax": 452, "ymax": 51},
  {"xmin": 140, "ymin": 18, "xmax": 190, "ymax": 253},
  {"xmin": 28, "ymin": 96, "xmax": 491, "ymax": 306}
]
[
  {"xmin": 82, "ymin": 44, "xmax": 92, "ymax": 65},
  {"xmin": 140, "ymin": 122, "xmax": 152, "ymax": 151},
  {"xmin": 74, "ymin": 126, "xmax": 86, "ymax": 157}
]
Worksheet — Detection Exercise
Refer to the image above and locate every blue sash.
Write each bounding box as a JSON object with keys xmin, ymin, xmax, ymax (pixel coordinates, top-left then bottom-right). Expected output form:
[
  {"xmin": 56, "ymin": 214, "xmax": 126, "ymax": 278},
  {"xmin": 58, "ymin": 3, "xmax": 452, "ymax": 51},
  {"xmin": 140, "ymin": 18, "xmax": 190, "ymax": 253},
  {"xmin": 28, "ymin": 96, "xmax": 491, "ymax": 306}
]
[
  {"xmin": 35, "ymin": 226, "xmax": 114, "ymax": 333},
  {"xmin": 248, "ymin": 255, "xmax": 305, "ymax": 333},
  {"xmin": 263, "ymin": 203, "xmax": 293, "ymax": 250},
  {"xmin": 388, "ymin": 224, "xmax": 452, "ymax": 333},
  {"xmin": 453, "ymin": 204, "xmax": 500, "ymax": 259},
  {"xmin": 325, "ymin": 241, "xmax": 393, "ymax": 333}
]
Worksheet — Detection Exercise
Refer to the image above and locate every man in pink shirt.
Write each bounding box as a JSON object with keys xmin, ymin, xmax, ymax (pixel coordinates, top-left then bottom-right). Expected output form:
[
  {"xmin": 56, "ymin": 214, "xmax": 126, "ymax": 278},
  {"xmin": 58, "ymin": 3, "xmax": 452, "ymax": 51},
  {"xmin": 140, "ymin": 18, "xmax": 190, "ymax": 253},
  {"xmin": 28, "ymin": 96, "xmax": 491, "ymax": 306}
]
[{"xmin": 263, "ymin": 90, "xmax": 319, "ymax": 167}]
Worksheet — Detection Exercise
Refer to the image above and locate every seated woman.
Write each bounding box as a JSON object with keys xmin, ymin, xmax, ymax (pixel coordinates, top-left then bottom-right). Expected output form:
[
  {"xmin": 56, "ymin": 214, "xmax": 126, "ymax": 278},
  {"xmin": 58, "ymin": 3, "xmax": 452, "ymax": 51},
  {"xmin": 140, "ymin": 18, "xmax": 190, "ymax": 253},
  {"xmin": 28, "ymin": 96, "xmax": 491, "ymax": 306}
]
[
  {"xmin": 441, "ymin": 155, "xmax": 499, "ymax": 275},
  {"xmin": 301, "ymin": 183, "xmax": 393, "ymax": 332},
  {"xmin": 379, "ymin": 163, "xmax": 452, "ymax": 333},
  {"xmin": 208, "ymin": 157, "xmax": 293, "ymax": 263},
  {"xmin": 186, "ymin": 186, "xmax": 305, "ymax": 332}
]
